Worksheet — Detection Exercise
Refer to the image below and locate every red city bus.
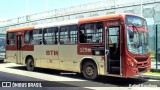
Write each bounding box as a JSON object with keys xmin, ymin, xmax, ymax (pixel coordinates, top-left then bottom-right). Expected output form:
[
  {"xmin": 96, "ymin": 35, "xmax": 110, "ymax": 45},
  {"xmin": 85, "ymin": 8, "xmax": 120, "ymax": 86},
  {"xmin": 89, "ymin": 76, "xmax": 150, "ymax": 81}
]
[{"xmin": 6, "ymin": 13, "xmax": 151, "ymax": 80}]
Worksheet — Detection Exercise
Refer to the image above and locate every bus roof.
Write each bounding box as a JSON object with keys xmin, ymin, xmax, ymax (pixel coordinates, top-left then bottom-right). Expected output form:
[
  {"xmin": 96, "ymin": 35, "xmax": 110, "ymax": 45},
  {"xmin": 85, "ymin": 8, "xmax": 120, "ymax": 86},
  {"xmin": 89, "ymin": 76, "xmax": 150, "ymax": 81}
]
[
  {"xmin": 7, "ymin": 26, "xmax": 35, "ymax": 33},
  {"xmin": 79, "ymin": 13, "xmax": 143, "ymax": 24},
  {"xmin": 6, "ymin": 13, "xmax": 142, "ymax": 33},
  {"xmin": 79, "ymin": 13, "xmax": 123, "ymax": 24},
  {"xmin": 35, "ymin": 19, "xmax": 79, "ymax": 29}
]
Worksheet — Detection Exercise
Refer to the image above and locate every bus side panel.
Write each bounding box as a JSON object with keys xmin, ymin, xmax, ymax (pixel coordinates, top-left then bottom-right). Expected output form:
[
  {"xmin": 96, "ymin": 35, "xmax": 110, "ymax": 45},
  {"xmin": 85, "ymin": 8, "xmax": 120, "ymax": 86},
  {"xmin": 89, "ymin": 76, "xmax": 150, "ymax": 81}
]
[
  {"xmin": 59, "ymin": 45, "xmax": 79, "ymax": 72},
  {"xmin": 22, "ymin": 51, "xmax": 40, "ymax": 67},
  {"xmin": 6, "ymin": 51, "xmax": 17, "ymax": 63},
  {"xmin": 36, "ymin": 45, "xmax": 59, "ymax": 69},
  {"xmin": 58, "ymin": 43, "xmax": 105, "ymax": 74},
  {"xmin": 96, "ymin": 56, "xmax": 105, "ymax": 75},
  {"xmin": 79, "ymin": 56, "xmax": 105, "ymax": 75}
]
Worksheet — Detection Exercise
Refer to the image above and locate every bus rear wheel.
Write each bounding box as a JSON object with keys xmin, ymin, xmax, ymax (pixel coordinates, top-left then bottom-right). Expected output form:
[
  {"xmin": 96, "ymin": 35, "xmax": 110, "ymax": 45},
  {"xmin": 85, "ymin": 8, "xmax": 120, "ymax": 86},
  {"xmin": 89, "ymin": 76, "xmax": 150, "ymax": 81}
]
[
  {"xmin": 26, "ymin": 57, "xmax": 34, "ymax": 71},
  {"xmin": 0, "ymin": 60, "xmax": 4, "ymax": 63},
  {"xmin": 82, "ymin": 61, "xmax": 98, "ymax": 80}
]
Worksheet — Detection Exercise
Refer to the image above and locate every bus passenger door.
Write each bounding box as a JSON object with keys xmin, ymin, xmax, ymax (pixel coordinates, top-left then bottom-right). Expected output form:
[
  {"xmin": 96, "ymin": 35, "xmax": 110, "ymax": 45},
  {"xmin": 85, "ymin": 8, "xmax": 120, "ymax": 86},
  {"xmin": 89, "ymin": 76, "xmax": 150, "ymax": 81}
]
[
  {"xmin": 16, "ymin": 35, "xmax": 22, "ymax": 64},
  {"xmin": 104, "ymin": 20, "xmax": 122, "ymax": 75}
]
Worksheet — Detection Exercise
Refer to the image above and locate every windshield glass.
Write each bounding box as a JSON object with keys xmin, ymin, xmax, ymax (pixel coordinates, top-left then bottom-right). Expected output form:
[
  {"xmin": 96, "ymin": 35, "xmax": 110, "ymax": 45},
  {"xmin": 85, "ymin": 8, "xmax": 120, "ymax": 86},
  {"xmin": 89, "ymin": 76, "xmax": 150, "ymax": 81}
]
[
  {"xmin": 126, "ymin": 15, "xmax": 150, "ymax": 54},
  {"xmin": 0, "ymin": 34, "xmax": 6, "ymax": 51}
]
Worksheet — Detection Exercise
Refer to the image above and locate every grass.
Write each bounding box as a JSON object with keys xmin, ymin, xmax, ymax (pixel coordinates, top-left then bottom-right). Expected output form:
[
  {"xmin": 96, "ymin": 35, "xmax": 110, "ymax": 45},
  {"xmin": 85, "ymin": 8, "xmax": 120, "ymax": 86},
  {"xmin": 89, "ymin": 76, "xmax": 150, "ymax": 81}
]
[
  {"xmin": 150, "ymin": 51, "xmax": 155, "ymax": 56},
  {"xmin": 147, "ymin": 51, "xmax": 160, "ymax": 76},
  {"xmin": 145, "ymin": 71, "xmax": 160, "ymax": 76},
  {"xmin": 150, "ymin": 51, "xmax": 156, "ymax": 61}
]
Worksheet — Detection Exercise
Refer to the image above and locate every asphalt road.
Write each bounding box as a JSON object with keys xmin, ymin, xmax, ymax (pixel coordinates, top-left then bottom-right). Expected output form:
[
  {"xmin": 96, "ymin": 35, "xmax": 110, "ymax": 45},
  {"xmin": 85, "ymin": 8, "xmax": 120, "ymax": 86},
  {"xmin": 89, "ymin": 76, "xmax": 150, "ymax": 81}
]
[
  {"xmin": 0, "ymin": 72, "xmax": 90, "ymax": 90},
  {"xmin": 0, "ymin": 62, "xmax": 160, "ymax": 90}
]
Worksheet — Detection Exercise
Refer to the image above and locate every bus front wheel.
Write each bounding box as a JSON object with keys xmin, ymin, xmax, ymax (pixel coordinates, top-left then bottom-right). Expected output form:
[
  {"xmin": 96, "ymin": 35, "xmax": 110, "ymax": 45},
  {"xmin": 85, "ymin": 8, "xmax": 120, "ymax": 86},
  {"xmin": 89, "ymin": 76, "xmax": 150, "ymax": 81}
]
[
  {"xmin": 26, "ymin": 57, "xmax": 34, "ymax": 71},
  {"xmin": 82, "ymin": 61, "xmax": 98, "ymax": 80}
]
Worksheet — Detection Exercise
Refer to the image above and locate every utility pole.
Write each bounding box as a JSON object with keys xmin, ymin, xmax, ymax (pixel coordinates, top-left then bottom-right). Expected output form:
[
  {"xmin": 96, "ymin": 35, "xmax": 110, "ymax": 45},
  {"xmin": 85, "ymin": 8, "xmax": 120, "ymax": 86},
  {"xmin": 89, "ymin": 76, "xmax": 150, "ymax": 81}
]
[
  {"xmin": 114, "ymin": 0, "xmax": 115, "ymax": 13},
  {"xmin": 141, "ymin": 0, "xmax": 143, "ymax": 17}
]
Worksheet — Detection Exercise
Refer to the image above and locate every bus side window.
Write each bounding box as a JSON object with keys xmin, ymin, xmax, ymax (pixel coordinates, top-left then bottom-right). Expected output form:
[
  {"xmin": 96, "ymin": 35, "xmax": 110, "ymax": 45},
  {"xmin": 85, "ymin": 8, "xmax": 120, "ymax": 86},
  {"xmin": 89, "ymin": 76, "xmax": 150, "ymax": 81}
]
[
  {"xmin": 25, "ymin": 30, "xmax": 34, "ymax": 45},
  {"xmin": 79, "ymin": 25, "xmax": 87, "ymax": 43},
  {"xmin": 7, "ymin": 32, "xmax": 16, "ymax": 45},
  {"xmin": 69, "ymin": 25, "xmax": 78, "ymax": 44},
  {"xmin": 59, "ymin": 25, "xmax": 78, "ymax": 44},
  {"xmin": 60, "ymin": 26, "xmax": 67, "ymax": 44},
  {"xmin": 43, "ymin": 27, "xmax": 58, "ymax": 45},
  {"xmin": 79, "ymin": 22, "xmax": 103, "ymax": 44},
  {"xmin": 30, "ymin": 31, "xmax": 33, "ymax": 44},
  {"xmin": 24, "ymin": 31, "xmax": 28, "ymax": 44},
  {"xmin": 32, "ymin": 29, "xmax": 42, "ymax": 45}
]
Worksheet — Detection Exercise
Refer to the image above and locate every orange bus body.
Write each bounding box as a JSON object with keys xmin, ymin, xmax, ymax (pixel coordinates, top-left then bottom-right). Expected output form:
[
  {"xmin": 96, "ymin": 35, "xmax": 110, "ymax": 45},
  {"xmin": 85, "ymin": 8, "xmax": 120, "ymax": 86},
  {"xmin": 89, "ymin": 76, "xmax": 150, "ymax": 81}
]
[{"xmin": 6, "ymin": 13, "xmax": 151, "ymax": 80}]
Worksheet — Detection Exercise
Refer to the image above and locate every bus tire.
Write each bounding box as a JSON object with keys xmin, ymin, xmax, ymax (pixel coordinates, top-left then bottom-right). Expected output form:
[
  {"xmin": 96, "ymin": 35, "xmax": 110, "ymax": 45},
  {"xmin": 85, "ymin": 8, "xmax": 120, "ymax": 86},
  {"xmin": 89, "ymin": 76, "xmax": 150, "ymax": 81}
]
[
  {"xmin": 26, "ymin": 57, "xmax": 34, "ymax": 71},
  {"xmin": 0, "ymin": 60, "xmax": 4, "ymax": 63},
  {"xmin": 82, "ymin": 61, "xmax": 98, "ymax": 80}
]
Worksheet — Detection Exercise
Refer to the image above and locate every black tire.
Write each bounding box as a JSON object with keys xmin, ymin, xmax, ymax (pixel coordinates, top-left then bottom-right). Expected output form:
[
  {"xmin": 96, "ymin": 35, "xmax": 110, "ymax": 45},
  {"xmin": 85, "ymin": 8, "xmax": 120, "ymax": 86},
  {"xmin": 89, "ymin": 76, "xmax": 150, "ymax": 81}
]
[
  {"xmin": 26, "ymin": 57, "xmax": 34, "ymax": 71},
  {"xmin": 82, "ymin": 61, "xmax": 98, "ymax": 80},
  {"xmin": 0, "ymin": 60, "xmax": 4, "ymax": 63}
]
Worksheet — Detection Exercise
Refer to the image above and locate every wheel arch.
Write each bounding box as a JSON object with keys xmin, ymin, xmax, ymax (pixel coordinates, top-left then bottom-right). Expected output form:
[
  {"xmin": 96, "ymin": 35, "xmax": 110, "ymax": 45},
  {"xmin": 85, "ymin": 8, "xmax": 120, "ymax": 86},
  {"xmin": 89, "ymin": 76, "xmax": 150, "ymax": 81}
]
[
  {"xmin": 25, "ymin": 55, "xmax": 34, "ymax": 64},
  {"xmin": 80, "ymin": 57, "xmax": 99, "ymax": 74}
]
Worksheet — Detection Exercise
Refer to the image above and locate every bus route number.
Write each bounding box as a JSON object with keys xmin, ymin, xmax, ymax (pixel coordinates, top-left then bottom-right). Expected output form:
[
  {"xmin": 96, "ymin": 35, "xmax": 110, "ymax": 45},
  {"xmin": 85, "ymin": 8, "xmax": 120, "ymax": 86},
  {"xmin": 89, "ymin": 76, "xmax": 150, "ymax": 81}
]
[{"xmin": 80, "ymin": 47, "xmax": 91, "ymax": 53}]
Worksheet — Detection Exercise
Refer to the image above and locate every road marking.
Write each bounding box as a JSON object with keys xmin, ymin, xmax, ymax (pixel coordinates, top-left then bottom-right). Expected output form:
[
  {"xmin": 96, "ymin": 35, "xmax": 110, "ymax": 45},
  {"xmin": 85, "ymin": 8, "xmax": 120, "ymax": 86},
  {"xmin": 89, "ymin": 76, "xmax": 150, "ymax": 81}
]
[
  {"xmin": 0, "ymin": 63, "xmax": 85, "ymax": 81},
  {"xmin": 148, "ymin": 79, "xmax": 160, "ymax": 81},
  {"xmin": 0, "ymin": 63, "xmax": 160, "ymax": 90}
]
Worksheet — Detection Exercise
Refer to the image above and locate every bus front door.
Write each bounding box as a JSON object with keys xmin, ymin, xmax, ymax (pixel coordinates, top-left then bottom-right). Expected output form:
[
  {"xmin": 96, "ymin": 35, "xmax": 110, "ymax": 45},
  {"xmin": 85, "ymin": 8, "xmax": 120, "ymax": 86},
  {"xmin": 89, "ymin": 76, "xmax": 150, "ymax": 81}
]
[
  {"xmin": 16, "ymin": 35, "xmax": 22, "ymax": 64},
  {"xmin": 105, "ymin": 26, "xmax": 122, "ymax": 75}
]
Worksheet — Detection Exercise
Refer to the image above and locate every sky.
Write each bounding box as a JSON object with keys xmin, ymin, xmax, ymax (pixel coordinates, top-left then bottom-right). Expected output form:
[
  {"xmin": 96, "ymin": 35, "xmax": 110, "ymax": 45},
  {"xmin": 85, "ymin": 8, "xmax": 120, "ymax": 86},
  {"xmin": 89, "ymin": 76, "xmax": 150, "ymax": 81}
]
[{"xmin": 0, "ymin": 0, "xmax": 101, "ymax": 20}]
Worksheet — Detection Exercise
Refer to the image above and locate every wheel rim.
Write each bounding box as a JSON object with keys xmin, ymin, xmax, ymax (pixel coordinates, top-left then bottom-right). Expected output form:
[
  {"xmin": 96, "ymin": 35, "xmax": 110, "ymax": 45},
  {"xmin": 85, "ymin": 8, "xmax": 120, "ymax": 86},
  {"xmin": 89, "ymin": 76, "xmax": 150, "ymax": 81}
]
[
  {"xmin": 85, "ymin": 65, "xmax": 94, "ymax": 76},
  {"xmin": 29, "ymin": 61, "xmax": 33, "ymax": 67},
  {"xmin": 28, "ymin": 59, "xmax": 34, "ymax": 69}
]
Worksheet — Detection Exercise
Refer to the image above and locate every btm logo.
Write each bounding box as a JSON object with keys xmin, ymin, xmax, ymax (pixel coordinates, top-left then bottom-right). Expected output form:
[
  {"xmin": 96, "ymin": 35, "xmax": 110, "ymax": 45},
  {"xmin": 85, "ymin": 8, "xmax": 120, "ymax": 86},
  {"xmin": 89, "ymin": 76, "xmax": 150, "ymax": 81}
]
[{"xmin": 46, "ymin": 50, "xmax": 58, "ymax": 56}]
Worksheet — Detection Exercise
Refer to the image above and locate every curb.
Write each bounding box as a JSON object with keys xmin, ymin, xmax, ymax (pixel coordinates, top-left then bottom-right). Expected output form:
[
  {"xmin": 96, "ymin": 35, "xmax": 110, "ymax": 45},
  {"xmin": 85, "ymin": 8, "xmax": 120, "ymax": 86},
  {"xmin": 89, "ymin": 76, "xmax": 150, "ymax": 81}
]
[{"xmin": 143, "ymin": 74, "xmax": 160, "ymax": 80}]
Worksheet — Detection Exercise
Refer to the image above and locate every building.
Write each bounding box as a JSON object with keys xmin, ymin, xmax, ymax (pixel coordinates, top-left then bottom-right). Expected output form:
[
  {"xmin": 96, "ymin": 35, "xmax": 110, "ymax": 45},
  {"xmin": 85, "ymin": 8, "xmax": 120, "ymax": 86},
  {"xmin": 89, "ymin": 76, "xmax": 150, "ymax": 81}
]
[{"xmin": 0, "ymin": 0, "xmax": 160, "ymax": 50}]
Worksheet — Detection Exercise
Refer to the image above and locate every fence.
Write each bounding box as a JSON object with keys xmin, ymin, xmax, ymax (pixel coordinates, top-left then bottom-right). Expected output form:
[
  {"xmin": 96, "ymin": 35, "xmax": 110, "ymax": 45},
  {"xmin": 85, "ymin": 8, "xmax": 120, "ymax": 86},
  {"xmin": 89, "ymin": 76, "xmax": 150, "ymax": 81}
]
[{"xmin": 148, "ymin": 24, "xmax": 160, "ymax": 70}]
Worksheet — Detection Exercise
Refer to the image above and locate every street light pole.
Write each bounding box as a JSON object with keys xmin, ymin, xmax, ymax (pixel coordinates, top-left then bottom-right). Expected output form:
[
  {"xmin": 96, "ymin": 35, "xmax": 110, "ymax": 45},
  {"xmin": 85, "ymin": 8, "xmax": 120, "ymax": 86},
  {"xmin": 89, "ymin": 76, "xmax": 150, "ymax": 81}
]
[
  {"xmin": 141, "ymin": 0, "xmax": 143, "ymax": 17},
  {"xmin": 114, "ymin": 0, "xmax": 115, "ymax": 13}
]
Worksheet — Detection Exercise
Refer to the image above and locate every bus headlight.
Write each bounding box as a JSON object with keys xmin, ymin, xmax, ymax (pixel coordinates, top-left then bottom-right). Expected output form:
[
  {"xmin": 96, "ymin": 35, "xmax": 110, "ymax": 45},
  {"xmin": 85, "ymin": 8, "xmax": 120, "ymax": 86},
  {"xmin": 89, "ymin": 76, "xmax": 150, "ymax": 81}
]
[{"xmin": 127, "ymin": 58, "xmax": 137, "ymax": 67}]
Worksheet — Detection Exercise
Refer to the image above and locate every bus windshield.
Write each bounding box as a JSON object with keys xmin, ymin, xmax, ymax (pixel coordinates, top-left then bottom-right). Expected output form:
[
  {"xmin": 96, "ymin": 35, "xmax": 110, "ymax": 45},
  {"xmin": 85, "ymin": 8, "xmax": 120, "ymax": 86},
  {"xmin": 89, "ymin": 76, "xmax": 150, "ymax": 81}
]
[
  {"xmin": 126, "ymin": 15, "xmax": 150, "ymax": 54},
  {"xmin": 0, "ymin": 34, "xmax": 6, "ymax": 52}
]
